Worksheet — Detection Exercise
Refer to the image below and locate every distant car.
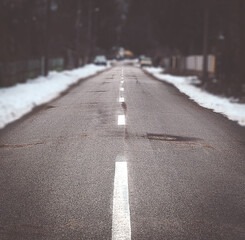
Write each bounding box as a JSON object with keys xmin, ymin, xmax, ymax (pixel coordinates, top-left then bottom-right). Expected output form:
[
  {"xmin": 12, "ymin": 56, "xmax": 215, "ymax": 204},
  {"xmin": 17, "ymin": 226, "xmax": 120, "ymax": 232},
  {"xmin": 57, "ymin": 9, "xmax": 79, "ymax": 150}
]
[
  {"xmin": 139, "ymin": 57, "xmax": 153, "ymax": 67},
  {"xmin": 94, "ymin": 55, "xmax": 107, "ymax": 66},
  {"xmin": 138, "ymin": 55, "xmax": 146, "ymax": 62}
]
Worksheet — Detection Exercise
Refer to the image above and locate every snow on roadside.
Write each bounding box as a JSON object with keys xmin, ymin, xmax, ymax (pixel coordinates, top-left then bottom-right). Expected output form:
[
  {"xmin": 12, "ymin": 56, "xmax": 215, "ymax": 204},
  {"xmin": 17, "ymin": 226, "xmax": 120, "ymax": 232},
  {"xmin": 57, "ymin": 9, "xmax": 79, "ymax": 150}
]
[
  {"xmin": 0, "ymin": 64, "xmax": 110, "ymax": 129},
  {"xmin": 144, "ymin": 67, "xmax": 245, "ymax": 126}
]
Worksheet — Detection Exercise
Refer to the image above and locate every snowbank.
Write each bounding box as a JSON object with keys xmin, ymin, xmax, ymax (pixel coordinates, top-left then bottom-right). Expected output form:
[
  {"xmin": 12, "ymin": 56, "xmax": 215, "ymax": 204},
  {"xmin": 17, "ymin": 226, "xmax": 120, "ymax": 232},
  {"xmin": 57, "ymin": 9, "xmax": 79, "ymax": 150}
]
[
  {"xmin": 144, "ymin": 67, "xmax": 245, "ymax": 126},
  {"xmin": 0, "ymin": 64, "xmax": 110, "ymax": 129}
]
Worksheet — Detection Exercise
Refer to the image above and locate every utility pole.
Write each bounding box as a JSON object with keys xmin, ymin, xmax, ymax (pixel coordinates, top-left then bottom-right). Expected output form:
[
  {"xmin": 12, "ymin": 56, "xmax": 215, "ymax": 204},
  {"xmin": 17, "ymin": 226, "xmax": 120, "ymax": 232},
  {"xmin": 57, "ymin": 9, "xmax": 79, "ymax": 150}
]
[
  {"xmin": 76, "ymin": 0, "xmax": 82, "ymax": 67},
  {"xmin": 94, "ymin": 7, "xmax": 100, "ymax": 55},
  {"xmin": 202, "ymin": 3, "xmax": 209, "ymax": 84},
  {"xmin": 44, "ymin": 0, "xmax": 51, "ymax": 76},
  {"xmin": 87, "ymin": 0, "xmax": 92, "ymax": 63}
]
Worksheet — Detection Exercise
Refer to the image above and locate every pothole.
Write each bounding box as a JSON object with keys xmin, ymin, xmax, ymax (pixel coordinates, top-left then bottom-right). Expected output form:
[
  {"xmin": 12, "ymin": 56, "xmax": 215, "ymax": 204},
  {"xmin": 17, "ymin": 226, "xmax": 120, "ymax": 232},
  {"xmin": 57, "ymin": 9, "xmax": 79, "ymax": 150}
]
[{"xmin": 147, "ymin": 133, "xmax": 200, "ymax": 142}]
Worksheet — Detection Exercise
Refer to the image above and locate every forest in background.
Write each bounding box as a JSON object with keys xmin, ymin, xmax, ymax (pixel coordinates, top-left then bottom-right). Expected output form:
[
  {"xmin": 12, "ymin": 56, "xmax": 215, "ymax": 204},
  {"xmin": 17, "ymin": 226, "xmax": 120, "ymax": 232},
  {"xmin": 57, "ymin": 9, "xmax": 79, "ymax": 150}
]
[{"xmin": 0, "ymin": 0, "xmax": 244, "ymax": 97}]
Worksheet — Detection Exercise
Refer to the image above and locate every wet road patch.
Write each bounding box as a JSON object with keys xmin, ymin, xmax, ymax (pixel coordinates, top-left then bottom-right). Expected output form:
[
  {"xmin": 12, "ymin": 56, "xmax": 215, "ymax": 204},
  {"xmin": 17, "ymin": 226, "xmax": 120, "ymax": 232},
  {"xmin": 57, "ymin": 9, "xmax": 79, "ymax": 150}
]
[
  {"xmin": 44, "ymin": 105, "xmax": 58, "ymax": 110},
  {"xmin": 0, "ymin": 142, "xmax": 46, "ymax": 149},
  {"xmin": 0, "ymin": 134, "xmax": 90, "ymax": 149},
  {"xmin": 121, "ymin": 102, "xmax": 127, "ymax": 112},
  {"xmin": 89, "ymin": 90, "xmax": 107, "ymax": 93}
]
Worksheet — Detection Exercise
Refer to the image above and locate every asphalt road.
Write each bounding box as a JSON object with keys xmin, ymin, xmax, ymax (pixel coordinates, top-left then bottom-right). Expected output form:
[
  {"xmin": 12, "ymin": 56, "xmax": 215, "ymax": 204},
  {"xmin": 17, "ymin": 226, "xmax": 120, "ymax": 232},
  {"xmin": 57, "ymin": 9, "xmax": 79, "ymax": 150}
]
[{"xmin": 0, "ymin": 62, "xmax": 244, "ymax": 240}]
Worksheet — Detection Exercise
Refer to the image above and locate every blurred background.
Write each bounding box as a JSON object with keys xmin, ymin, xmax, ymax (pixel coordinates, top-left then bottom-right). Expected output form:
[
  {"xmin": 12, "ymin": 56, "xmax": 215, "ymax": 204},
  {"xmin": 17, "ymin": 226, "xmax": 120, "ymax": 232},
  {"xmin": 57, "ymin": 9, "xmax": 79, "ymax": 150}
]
[{"xmin": 0, "ymin": 0, "xmax": 244, "ymax": 99}]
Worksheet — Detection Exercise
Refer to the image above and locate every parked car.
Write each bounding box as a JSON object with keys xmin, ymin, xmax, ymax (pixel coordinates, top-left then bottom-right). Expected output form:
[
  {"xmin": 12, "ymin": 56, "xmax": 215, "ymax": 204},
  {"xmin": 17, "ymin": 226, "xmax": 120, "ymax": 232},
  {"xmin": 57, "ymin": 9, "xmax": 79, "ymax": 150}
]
[
  {"xmin": 139, "ymin": 57, "xmax": 153, "ymax": 67},
  {"xmin": 94, "ymin": 55, "xmax": 107, "ymax": 66}
]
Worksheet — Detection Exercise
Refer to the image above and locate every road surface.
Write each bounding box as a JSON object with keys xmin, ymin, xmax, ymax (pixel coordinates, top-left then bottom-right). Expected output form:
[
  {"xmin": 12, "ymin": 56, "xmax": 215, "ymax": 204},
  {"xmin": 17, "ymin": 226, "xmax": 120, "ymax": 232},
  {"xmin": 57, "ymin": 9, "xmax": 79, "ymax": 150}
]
[{"xmin": 0, "ymin": 62, "xmax": 244, "ymax": 239}]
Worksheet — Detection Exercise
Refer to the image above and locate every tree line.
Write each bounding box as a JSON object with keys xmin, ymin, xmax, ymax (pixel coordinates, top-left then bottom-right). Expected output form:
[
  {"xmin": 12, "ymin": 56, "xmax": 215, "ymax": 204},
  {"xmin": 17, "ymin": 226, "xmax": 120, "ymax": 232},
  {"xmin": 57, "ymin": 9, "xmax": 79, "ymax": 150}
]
[
  {"xmin": 122, "ymin": 0, "xmax": 245, "ymax": 97},
  {"xmin": 0, "ymin": 0, "xmax": 244, "ymax": 97},
  {"xmin": 0, "ymin": 0, "xmax": 119, "ymax": 67}
]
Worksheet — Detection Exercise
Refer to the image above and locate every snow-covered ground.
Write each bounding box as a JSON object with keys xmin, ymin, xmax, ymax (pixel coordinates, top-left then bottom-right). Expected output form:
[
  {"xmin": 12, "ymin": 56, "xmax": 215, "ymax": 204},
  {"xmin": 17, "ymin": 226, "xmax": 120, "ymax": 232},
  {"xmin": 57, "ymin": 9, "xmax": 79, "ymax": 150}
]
[
  {"xmin": 0, "ymin": 64, "xmax": 110, "ymax": 129},
  {"xmin": 1, "ymin": 63, "xmax": 244, "ymax": 129},
  {"xmin": 144, "ymin": 67, "xmax": 245, "ymax": 127}
]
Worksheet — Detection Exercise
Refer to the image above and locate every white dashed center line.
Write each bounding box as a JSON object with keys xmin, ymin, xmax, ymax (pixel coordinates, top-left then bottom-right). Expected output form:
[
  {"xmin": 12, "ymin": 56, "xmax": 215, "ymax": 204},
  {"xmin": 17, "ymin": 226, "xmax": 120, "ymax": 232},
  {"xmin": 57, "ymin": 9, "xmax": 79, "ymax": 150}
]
[
  {"xmin": 120, "ymin": 87, "xmax": 124, "ymax": 92},
  {"xmin": 119, "ymin": 97, "xmax": 125, "ymax": 103},
  {"xmin": 118, "ymin": 115, "xmax": 125, "ymax": 125},
  {"xmin": 112, "ymin": 162, "xmax": 131, "ymax": 240}
]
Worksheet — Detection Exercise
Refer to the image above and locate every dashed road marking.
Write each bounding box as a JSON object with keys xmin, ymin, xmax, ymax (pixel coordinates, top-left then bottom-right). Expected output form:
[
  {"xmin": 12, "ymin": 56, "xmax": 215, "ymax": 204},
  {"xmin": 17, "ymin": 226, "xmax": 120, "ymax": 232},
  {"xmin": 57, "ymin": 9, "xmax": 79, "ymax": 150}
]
[
  {"xmin": 119, "ymin": 97, "xmax": 125, "ymax": 103},
  {"xmin": 118, "ymin": 115, "xmax": 125, "ymax": 125},
  {"xmin": 120, "ymin": 87, "xmax": 124, "ymax": 92},
  {"xmin": 112, "ymin": 162, "xmax": 131, "ymax": 240}
]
